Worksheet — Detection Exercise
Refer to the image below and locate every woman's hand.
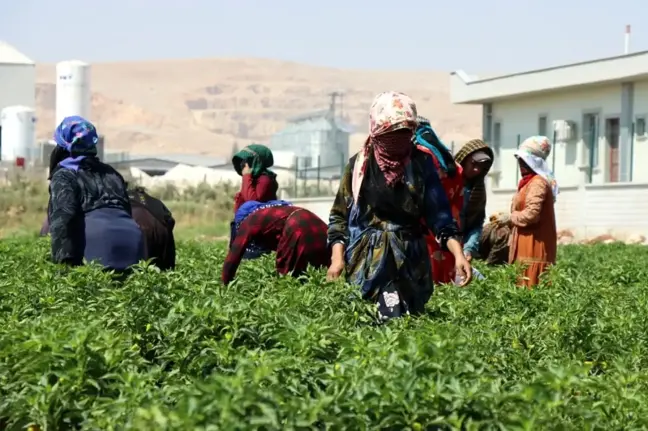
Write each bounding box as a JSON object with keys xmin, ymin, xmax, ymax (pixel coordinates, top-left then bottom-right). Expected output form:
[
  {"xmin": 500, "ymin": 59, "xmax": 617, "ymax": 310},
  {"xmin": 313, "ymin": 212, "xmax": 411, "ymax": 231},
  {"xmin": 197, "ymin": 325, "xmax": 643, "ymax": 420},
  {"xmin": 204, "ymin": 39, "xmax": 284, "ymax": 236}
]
[
  {"xmin": 494, "ymin": 213, "xmax": 511, "ymax": 227},
  {"xmin": 446, "ymin": 238, "xmax": 473, "ymax": 287},
  {"xmin": 454, "ymin": 256, "xmax": 472, "ymax": 287},
  {"xmin": 242, "ymin": 163, "xmax": 252, "ymax": 175},
  {"xmin": 327, "ymin": 243, "xmax": 345, "ymax": 281},
  {"xmin": 327, "ymin": 259, "xmax": 345, "ymax": 281}
]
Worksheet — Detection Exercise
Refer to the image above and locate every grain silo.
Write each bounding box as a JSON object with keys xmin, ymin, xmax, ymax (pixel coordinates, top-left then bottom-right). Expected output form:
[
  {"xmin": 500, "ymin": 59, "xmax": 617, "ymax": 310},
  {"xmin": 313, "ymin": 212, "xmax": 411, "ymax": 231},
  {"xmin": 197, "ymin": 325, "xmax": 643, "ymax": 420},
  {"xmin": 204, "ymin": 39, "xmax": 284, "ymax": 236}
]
[
  {"xmin": 270, "ymin": 111, "xmax": 353, "ymax": 179},
  {"xmin": 0, "ymin": 105, "xmax": 36, "ymax": 162},
  {"xmin": 56, "ymin": 60, "xmax": 91, "ymax": 126}
]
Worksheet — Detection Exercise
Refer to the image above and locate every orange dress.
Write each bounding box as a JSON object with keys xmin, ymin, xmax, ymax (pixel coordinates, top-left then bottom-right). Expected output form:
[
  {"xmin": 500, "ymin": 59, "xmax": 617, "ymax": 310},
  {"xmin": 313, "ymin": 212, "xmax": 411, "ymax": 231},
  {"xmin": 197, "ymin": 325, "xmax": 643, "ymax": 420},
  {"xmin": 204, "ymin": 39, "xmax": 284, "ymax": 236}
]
[
  {"xmin": 508, "ymin": 176, "xmax": 557, "ymax": 288},
  {"xmin": 416, "ymin": 144, "xmax": 464, "ymax": 284}
]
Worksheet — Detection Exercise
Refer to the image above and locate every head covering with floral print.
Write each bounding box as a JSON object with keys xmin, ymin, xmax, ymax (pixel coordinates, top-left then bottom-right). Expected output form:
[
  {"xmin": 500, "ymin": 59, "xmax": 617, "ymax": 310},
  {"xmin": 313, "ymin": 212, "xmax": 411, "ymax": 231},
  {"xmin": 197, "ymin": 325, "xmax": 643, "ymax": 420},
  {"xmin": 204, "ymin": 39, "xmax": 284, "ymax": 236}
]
[{"xmin": 364, "ymin": 91, "xmax": 418, "ymax": 186}]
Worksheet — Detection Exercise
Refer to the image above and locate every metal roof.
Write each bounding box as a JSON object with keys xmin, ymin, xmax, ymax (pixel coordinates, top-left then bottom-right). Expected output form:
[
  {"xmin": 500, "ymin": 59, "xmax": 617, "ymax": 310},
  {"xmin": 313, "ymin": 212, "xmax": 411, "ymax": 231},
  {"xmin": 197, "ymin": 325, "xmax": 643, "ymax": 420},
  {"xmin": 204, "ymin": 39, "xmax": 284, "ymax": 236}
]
[
  {"xmin": 0, "ymin": 41, "xmax": 34, "ymax": 65},
  {"xmin": 274, "ymin": 116, "xmax": 354, "ymax": 135},
  {"xmin": 451, "ymin": 50, "xmax": 648, "ymax": 104},
  {"xmin": 118, "ymin": 153, "xmax": 228, "ymax": 167},
  {"xmin": 287, "ymin": 110, "xmax": 330, "ymax": 123}
]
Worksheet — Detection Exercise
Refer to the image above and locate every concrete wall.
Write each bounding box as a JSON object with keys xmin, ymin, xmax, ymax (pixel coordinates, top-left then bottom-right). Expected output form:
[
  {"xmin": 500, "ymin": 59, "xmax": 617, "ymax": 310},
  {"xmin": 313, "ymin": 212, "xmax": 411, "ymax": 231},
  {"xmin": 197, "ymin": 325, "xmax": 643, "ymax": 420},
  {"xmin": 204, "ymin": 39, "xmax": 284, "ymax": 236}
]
[{"xmin": 291, "ymin": 182, "xmax": 648, "ymax": 241}]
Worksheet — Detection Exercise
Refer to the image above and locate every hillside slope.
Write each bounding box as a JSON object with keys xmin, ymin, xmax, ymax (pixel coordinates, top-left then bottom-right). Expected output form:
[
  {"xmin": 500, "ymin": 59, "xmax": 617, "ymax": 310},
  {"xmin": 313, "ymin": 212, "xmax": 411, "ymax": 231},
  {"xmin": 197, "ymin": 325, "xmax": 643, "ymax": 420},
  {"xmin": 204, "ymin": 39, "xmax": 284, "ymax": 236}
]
[{"xmin": 35, "ymin": 58, "xmax": 481, "ymax": 157}]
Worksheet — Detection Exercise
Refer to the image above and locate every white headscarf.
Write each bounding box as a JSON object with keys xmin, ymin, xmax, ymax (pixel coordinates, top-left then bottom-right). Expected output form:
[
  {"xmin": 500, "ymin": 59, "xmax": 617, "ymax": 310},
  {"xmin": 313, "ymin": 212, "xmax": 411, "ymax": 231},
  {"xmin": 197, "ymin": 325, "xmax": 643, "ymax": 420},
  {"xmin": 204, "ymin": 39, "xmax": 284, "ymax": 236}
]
[{"xmin": 514, "ymin": 135, "xmax": 559, "ymax": 201}]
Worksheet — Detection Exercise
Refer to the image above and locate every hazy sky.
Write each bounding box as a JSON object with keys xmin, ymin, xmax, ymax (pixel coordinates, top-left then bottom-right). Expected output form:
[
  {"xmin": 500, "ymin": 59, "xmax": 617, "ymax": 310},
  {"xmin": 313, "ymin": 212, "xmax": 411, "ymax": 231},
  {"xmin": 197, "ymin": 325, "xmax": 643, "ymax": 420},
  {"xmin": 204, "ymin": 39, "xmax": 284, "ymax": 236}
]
[{"xmin": 2, "ymin": 0, "xmax": 645, "ymax": 75}]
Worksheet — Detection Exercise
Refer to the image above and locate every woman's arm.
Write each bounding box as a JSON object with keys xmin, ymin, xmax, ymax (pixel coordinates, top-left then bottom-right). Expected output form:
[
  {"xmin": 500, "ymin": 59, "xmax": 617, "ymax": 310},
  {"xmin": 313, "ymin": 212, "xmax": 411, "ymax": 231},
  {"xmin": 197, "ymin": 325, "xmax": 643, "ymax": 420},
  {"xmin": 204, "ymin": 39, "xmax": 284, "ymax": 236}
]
[
  {"xmin": 49, "ymin": 170, "xmax": 82, "ymax": 265},
  {"xmin": 221, "ymin": 213, "xmax": 263, "ymax": 285},
  {"xmin": 422, "ymin": 157, "xmax": 461, "ymax": 251},
  {"xmin": 510, "ymin": 179, "xmax": 548, "ymax": 228},
  {"xmin": 327, "ymin": 163, "xmax": 353, "ymax": 261},
  {"xmin": 463, "ymin": 218, "xmax": 484, "ymax": 256}
]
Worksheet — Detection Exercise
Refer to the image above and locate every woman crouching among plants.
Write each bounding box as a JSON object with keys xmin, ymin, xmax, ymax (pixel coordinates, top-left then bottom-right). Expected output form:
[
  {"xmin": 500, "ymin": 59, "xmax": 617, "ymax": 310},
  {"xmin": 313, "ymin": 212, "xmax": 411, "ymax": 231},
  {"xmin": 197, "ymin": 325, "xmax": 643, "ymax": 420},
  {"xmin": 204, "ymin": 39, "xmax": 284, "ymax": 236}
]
[
  {"xmin": 326, "ymin": 91, "xmax": 472, "ymax": 321},
  {"xmin": 229, "ymin": 199, "xmax": 292, "ymax": 259},
  {"xmin": 222, "ymin": 203, "xmax": 329, "ymax": 285},
  {"xmin": 48, "ymin": 116, "xmax": 144, "ymax": 272},
  {"xmin": 127, "ymin": 184, "xmax": 176, "ymax": 271}
]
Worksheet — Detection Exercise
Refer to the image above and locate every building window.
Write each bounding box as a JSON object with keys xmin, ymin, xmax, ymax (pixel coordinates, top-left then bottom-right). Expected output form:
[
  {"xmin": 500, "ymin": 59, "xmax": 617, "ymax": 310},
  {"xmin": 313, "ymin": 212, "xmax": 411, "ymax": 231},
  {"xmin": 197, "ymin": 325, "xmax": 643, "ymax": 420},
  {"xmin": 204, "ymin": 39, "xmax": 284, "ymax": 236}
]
[
  {"xmin": 492, "ymin": 121, "xmax": 502, "ymax": 176},
  {"xmin": 492, "ymin": 122, "xmax": 501, "ymax": 156},
  {"xmin": 583, "ymin": 113, "xmax": 599, "ymax": 168},
  {"xmin": 636, "ymin": 117, "xmax": 646, "ymax": 136},
  {"xmin": 484, "ymin": 103, "xmax": 493, "ymax": 143},
  {"xmin": 538, "ymin": 116, "xmax": 548, "ymax": 137}
]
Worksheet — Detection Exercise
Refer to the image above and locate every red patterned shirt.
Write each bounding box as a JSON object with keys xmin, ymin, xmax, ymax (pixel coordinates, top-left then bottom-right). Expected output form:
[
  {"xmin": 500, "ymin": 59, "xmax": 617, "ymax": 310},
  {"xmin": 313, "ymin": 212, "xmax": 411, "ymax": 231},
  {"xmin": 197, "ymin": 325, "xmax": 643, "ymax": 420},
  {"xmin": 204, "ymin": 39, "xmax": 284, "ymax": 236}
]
[{"xmin": 222, "ymin": 205, "xmax": 329, "ymax": 284}]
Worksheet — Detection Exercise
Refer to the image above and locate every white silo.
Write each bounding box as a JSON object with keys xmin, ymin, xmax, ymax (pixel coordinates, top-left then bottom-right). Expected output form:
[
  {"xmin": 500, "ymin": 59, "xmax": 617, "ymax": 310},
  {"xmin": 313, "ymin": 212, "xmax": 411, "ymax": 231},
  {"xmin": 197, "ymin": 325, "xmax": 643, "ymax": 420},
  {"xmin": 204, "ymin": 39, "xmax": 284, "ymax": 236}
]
[
  {"xmin": 55, "ymin": 60, "xmax": 91, "ymax": 127},
  {"xmin": 0, "ymin": 106, "xmax": 37, "ymax": 162}
]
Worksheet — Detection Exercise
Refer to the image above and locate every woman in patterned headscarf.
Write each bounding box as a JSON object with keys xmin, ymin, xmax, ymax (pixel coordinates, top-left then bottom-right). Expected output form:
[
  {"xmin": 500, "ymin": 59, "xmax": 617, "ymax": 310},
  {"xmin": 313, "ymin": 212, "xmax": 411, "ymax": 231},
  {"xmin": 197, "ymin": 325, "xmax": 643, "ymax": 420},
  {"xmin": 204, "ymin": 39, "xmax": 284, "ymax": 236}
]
[
  {"xmin": 327, "ymin": 91, "xmax": 472, "ymax": 321},
  {"xmin": 454, "ymin": 139, "xmax": 494, "ymax": 262},
  {"xmin": 496, "ymin": 135, "xmax": 558, "ymax": 288},
  {"xmin": 48, "ymin": 116, "xmax": 144, "ymax": 272}
]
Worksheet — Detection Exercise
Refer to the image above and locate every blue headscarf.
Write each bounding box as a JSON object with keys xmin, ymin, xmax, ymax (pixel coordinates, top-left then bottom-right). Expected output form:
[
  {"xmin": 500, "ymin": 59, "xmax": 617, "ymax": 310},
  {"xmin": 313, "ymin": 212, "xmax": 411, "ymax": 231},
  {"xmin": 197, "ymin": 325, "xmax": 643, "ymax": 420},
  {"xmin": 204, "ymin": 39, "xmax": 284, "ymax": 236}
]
[
  {"xmin": 234, "ymin": 199, "xmax": 292, "ymax": 225},
  {"xmin": 414, "ymin": 116, "xmax": 457, "ymax": 177},
  {"xmin": 54, "ymin": 116, "xmax": 99, "ymax": 171}
]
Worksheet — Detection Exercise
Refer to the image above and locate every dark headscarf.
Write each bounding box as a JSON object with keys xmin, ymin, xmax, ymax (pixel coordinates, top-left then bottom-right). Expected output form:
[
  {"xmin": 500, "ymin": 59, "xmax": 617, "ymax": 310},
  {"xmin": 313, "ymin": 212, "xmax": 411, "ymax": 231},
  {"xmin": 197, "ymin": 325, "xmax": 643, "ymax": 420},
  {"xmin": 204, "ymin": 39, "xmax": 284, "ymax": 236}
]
[
  {"xmin": 454, "ymin": 139, "xmax": 494, "ymax": 230},
  {"xmin": 232, "ymin": 144, "xmax": 276, "ymax": 178}
]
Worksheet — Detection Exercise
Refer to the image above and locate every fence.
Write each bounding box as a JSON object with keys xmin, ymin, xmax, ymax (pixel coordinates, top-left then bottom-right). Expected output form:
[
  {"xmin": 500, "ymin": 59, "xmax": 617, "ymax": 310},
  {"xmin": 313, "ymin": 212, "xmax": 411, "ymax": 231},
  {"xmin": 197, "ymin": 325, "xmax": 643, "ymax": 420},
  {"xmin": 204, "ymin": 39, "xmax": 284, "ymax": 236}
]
[
  {"xmin": 289, "ymin": 154, "xmax": 345, "ymax": 198},
  {"xmin": 287, "ymin": 141, "xmax": 467, "ymax": 198}
]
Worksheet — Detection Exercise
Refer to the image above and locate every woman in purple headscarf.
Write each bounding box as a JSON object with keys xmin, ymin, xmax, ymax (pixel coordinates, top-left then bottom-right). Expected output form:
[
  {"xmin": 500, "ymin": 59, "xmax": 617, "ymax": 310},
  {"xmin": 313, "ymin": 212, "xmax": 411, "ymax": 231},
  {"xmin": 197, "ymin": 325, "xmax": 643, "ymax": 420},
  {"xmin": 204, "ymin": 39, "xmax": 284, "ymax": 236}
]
[{"xmin": 48, "ymin": 116, "xmax": 144, "ymax": 272}]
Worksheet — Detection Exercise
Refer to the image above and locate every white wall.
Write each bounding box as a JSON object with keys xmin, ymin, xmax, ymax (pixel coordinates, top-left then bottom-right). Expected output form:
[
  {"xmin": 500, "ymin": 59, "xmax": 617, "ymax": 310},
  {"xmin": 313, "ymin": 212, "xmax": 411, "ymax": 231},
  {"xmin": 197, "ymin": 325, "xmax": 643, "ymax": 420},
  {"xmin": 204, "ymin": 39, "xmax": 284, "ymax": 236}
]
[
  {"xmin": 292, "ymin": 181, "xmax": 648, "ymax": 242},
  {"xmin": 632, "ymin": 81, "xmax": 648, "ymax": 182},
  {"xmin": 486, "ymin": 181, "xmax": 648, "ymax": 240},
  {"xmin": 491, "ymin": 80, "xmax": 648, "ymax": 189}
]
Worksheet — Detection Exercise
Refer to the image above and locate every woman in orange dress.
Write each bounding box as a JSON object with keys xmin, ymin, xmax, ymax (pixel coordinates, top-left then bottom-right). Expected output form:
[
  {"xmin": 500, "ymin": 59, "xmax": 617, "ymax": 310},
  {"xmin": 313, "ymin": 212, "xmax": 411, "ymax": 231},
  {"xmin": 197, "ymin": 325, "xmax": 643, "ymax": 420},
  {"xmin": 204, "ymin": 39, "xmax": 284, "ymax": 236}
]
[{"xmin": 497, "ymin": 136, "xmax": 558, "ymax": 288}]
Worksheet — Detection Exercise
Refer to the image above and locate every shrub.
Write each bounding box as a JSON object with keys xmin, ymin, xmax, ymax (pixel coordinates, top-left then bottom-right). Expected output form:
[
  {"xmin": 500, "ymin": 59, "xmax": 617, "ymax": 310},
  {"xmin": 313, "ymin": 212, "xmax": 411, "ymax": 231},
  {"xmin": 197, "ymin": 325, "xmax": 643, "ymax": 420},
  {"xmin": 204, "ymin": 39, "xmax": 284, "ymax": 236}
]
[{"xmin": 2, "ymin": 240, "xmax": 648, "ymax": 429}]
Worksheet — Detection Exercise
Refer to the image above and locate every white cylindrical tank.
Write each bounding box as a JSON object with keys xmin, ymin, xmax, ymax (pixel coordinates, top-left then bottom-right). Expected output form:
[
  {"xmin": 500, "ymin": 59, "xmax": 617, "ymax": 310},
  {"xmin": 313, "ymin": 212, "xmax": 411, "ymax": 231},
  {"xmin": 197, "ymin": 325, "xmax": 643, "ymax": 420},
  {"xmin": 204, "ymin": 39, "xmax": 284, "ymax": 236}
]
[
  {"xmin": 56, "ymin": 60, "xmax": 91, "ymax": 127},
  {"xmin": 0, "ymin": 106, "xmax": 36, "ymax": 162}
]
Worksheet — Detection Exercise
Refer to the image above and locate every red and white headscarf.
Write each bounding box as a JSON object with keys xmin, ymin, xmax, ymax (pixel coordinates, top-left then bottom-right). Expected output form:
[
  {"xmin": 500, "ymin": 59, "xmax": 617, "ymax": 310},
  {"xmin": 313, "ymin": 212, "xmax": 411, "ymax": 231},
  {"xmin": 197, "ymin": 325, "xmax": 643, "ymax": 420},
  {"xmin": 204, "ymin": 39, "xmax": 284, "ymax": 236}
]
[{"xmin": 365, "ymin": 91, "xmax": 418, "ymax": 186}]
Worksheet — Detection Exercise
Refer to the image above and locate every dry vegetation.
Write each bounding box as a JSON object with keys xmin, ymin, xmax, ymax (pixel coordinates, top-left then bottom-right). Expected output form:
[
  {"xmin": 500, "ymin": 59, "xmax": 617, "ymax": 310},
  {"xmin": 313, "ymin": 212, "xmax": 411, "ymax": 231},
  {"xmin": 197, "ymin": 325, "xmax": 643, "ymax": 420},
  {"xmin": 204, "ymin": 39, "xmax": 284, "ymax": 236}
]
[
  {"xmin": 34, "ymin": 59, "xmax": 481, "ymax": 156},
  {"xmin": 0, "ymin": 176, "xmax": 238, "ymax": 239}
]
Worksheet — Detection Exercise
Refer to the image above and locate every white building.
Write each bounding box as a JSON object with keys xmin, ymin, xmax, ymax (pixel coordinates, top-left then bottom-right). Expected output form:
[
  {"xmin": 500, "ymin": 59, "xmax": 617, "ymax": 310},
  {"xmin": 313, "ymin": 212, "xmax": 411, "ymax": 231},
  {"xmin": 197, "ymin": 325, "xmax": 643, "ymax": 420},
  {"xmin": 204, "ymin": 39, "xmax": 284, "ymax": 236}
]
[
  {"xmin": 0, "ymin": 42, "xmax": 36, "ymax": 163},
  {"xmin": 0, "ymin": 42, "xmax": 35, "ymax": 114},
  {"xmin": 451, "ymin": 51, "xmax": 648, "ymax": 240}
]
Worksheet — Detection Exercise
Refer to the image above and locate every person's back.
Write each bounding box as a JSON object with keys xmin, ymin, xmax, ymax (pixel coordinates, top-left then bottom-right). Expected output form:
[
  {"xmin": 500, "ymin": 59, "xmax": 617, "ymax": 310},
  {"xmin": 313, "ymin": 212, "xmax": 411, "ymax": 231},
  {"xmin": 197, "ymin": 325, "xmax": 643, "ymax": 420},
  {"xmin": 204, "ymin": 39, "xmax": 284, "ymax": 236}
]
[
  {"xmin": 128, "ymin": 186, "xmax": 176, "ymax": 270},
  {"xmin": 48, "ymin": 116, "xmax": 144, "ymax": 271}
]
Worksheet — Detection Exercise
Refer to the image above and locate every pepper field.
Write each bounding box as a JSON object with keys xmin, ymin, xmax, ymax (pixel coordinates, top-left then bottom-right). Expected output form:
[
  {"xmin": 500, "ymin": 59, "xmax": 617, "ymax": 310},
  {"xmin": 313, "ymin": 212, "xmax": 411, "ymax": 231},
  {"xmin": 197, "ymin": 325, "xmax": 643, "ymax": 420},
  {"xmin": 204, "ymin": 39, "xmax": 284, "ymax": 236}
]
[{"xmin": 2, "ymin": 238, "xmax": 648, "ymax": 430}]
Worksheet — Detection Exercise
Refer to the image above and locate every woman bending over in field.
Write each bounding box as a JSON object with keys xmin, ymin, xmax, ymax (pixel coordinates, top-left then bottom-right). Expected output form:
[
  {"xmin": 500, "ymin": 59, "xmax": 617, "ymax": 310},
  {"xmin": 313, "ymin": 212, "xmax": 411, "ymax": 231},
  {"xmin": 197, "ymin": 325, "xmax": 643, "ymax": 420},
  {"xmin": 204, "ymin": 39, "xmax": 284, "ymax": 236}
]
[
  {"xmin": 494, "ymin": 136, "xmax": 558, "ymax": 287},
  {"xmin": 128, "ymin": 185, "xmax": 176, "ymax": 271},
  {"xmin": 222, "ymin": 203, "xmax": 329, "ymax": 285},
  {"xmin": 413, "ymin": 116, "xmax": 465, "ymax": 285},
  {"xmin": 478, "ymin": 212, "xmax": 512, "ymax": 266},
  {"xmin": 229, "ymin": 144, "xmax": 280, "ymax": 259},
  {"xmin": 326, "ymin": 91, "xmax": 472, "ymax": 321},
  {"xmin": 43, "ymin": 182, "xmax": 176, "ymax": 271},
  {"xmin": 48, "ymin": 116, "xmax": 144, "ymax": 271}
]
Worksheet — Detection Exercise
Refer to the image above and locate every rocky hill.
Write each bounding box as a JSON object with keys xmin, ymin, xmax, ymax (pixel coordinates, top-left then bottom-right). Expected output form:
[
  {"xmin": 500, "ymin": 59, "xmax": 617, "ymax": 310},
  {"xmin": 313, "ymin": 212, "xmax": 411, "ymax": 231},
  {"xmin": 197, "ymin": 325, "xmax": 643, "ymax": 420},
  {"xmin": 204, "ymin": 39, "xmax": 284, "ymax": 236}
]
[{"xmin": 35, "ymin": 58, "xmax": 481, "ymax": 157}]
